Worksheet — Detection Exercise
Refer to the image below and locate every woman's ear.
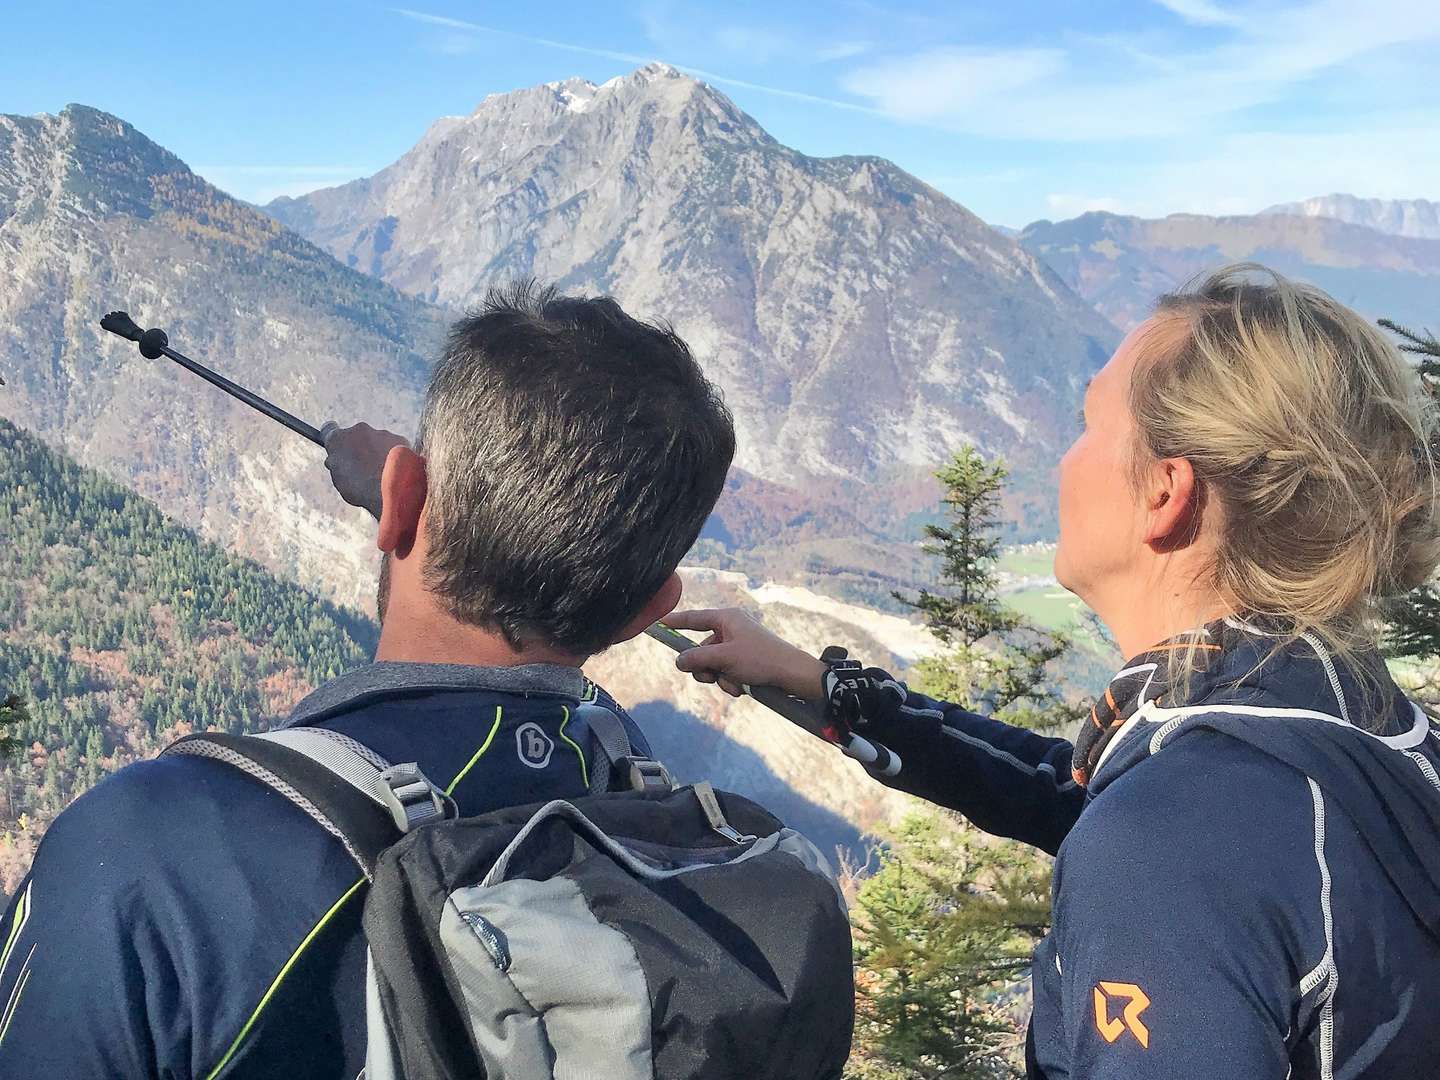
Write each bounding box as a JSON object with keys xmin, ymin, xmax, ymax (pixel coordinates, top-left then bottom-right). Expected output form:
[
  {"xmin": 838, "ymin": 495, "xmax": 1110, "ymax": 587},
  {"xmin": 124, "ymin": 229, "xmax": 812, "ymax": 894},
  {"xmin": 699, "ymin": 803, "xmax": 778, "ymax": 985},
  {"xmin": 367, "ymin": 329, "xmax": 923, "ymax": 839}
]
[
  {"xmin": 377, "ymin": 446, "xmax": 428, "ymax": 558},
  {"xmin": 611, "ymin": 572, "xmax": 684, "ymax": 645},
  {"xmin": 1143, "ymin": 457, "xmax": 1204, "ymax": 552}
]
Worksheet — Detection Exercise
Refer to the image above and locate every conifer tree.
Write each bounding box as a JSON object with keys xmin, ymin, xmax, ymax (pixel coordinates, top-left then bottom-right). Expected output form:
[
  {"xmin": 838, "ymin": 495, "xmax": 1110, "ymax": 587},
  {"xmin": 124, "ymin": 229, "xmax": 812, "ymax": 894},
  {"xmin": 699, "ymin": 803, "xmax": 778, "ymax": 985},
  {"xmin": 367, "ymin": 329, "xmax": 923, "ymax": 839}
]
[
  {"xmin": 895, "ymin": 446, "xmax": 1084, "ymax": 731},
  {"xmin": 0, "ymin": 695, "xmax": 26, "ymax": 760},
  {"xmin": 847, "ymin": 814, "xmax": 1051, "ymax": 1079},
  {"xmin": 849, "ymin": 446, "xmax": 1084, "ymax": 1079}
]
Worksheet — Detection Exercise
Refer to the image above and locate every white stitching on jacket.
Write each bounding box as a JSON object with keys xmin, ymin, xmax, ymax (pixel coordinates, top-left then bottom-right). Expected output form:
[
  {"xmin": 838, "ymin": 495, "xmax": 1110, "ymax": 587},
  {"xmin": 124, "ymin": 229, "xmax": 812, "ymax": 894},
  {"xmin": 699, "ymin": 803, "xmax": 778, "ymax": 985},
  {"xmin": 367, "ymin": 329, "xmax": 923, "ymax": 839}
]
[
  {"xmin": 1301, "ymin": 778, "xmax": 1337, "ymax": 1080},
  {"xmin": 938, "ymin": 725, "xmax": 1078, "ymax": 790},
  {"xmin": 1298, "ymin": 633, "xmax": 1351, "ymax": 725}
]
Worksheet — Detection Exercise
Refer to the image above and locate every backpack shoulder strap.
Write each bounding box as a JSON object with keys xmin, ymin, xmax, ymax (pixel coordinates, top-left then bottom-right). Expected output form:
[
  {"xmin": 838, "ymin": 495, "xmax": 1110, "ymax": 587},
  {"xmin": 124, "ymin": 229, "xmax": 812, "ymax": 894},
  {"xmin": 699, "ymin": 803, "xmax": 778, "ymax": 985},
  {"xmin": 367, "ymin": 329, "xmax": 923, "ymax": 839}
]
[
  {"xmin": 163, "ymin": 729, "xmax": 452, "ymax": 877},
  {"xmin": 574, "ymin": 703, "xmax": 673, "ymax": 795},
  {"xmin": 257, "ymin": 728, "xmax": 455, "ymax": 832}
]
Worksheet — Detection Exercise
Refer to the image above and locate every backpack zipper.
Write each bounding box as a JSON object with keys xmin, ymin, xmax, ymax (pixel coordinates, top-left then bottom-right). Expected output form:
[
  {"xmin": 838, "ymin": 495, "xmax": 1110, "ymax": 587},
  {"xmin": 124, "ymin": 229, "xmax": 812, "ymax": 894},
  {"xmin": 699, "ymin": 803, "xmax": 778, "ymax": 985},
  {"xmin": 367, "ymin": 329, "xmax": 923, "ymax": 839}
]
[
  {"xmin": 694, "ymin": 781, "xmax": 757, "ymax": 845},
  {"xmin": 459, "ymin": 910, "xmax": 512, "ymax": 972}
]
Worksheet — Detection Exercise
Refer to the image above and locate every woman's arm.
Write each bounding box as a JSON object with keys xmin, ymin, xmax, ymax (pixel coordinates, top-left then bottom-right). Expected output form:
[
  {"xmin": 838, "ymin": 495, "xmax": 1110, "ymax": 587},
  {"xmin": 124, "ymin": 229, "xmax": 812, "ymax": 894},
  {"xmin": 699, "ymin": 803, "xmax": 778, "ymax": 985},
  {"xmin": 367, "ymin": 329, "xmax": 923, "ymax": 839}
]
[{"xmin": 667, "ymin": 608, "xmax": 1085, "ymax": 855}]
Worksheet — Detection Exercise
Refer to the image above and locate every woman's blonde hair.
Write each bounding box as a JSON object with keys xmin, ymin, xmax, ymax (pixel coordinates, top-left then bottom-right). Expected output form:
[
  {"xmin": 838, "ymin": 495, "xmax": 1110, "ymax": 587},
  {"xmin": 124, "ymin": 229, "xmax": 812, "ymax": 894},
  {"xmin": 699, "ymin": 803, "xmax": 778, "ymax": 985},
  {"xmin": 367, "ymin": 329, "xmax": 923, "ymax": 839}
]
[{"xmin": 1129, "ymin": 263, "xmax": 1440, "ymax": 710}]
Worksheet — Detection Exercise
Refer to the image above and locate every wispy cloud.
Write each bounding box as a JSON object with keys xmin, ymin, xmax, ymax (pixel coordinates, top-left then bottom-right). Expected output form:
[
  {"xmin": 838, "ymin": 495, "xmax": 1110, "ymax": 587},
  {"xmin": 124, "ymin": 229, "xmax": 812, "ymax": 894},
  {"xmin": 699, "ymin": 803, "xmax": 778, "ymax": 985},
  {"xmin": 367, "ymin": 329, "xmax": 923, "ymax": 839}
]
[
  {"xmin": 393, "ymin": 8, "xmax": 652, "ymax": 66},
  {"xmin": 391, "ymin": 8, "xmax": 885, "ymax": 115},
  {"xmin": 1151, "ymin": 0, "xmax": 1247, "ymax": 28},
  {"xmin": 815, "ymin": 41, "xmax": 871, "ymax": 62},
  {"xmin": 638, "ymin": 5, "xmax": 870, "ymax": 67},
  {"xmin": 843, "ymin": 47, "xmax": 1064, "ymax": 122},
  {"xmin": 840, "ymin": 0, "xmax": 1440, "ymax": 141}
]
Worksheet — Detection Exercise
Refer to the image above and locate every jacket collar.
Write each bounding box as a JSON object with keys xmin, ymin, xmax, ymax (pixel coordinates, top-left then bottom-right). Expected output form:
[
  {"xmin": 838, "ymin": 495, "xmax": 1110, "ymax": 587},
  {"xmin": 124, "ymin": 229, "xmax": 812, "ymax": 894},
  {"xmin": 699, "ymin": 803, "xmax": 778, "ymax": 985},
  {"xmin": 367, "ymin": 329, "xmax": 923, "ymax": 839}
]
[
  {"xmin": 281, "ymin": 660, "xmax": 586, "ymax": 728},
  {"xmin": 1075, "ymin": 614, "xmax": 1415, "ymax": 790}
]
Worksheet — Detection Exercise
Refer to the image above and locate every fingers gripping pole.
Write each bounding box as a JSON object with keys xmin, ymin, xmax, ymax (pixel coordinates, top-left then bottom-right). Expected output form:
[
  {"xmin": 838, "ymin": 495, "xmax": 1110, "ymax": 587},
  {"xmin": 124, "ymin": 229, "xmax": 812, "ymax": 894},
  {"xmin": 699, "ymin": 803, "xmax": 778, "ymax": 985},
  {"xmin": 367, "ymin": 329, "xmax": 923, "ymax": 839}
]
[
  {"xmin": 646, "ymin": 623, "xmax": 902, "ymax": 776},
  {"xmin": 100, "ymin": 311, "xmax": 325, "ymax": 446}
]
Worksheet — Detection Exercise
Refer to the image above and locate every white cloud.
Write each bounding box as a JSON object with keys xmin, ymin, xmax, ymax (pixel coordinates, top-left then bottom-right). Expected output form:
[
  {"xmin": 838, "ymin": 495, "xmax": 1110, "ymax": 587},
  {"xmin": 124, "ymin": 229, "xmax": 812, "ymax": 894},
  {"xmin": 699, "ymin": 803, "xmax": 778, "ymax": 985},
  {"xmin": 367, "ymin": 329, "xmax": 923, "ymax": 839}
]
[
  {"xmin": 840, "ymin": 0, "xmax": 1440, "ymax": 141},
  {"xmin": 816, "ymin": 41, "xmax": 871, "ymax": 62},
  {"xmin": 638, "ymin": 6, "xmax": 870, "ymax": 69},
  {"xmin": 713, "ymin": 26, "xmax": 791, "ymax": 64},
  {"xmin": 1151, "ymin": 0, "xmax": 1246, "ymax": 28},
  {"xmin": 842, "ymin": 47, "xmax": 1063, "ymax": 122},
  {"xmin": 392, "ymin": 8, "xmax": 653, "ymax": 66},
  {"xmin": 1128, "ymin": 122, "xmax": 1440, "ymax": 217},
  {"xmin": 997, "ymin": 115, "xmax": 1440, "ymax": 224}
]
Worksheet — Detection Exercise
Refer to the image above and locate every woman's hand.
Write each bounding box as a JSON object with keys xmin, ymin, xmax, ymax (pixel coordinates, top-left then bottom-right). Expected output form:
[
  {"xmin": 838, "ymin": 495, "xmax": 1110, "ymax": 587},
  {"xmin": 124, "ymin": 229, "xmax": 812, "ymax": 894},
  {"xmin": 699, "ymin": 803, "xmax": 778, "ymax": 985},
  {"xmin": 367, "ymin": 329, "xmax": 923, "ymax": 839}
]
[
  {"xmin": 320, "ymin": 421, "xmax": 410, "ymax": 519},
  {"xmin": 665, "ymin": 608, "xmax": 828, "ymax": 704}
]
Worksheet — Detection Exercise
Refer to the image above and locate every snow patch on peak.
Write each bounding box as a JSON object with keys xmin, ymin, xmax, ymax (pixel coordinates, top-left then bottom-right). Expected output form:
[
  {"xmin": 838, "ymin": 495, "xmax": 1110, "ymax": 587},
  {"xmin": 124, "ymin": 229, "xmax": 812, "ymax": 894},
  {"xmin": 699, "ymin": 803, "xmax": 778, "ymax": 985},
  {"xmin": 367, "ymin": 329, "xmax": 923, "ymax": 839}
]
[{"xmin": 545, "ymin": 75, "xmax": 600, "ymax": 113}]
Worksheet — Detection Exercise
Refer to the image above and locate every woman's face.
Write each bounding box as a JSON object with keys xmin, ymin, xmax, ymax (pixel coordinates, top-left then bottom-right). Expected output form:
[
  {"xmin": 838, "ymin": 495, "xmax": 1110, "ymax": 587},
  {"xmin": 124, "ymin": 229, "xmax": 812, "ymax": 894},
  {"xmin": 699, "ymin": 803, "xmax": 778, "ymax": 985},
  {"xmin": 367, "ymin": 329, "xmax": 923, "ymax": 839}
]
[{"xmin": 1054, "ymin": 321, "xmax": 1154, "ymax": 606}]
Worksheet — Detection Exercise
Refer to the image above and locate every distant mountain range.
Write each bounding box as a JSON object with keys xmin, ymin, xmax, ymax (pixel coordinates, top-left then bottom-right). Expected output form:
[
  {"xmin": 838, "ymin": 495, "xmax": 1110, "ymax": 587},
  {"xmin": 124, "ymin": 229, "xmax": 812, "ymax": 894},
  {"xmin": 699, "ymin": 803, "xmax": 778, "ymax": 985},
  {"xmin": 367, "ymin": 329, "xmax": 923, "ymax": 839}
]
[
  {"xmin": 1020, "ymin": 209, "xmax": 1440, "ymax": 332},
  {"xmin": 267, "ymin": 64, "xmax": 1119, "ymax": 515},
  {"xmin": 1263, "ymin": 194, "xmax": 1440, "ymax": 241}
]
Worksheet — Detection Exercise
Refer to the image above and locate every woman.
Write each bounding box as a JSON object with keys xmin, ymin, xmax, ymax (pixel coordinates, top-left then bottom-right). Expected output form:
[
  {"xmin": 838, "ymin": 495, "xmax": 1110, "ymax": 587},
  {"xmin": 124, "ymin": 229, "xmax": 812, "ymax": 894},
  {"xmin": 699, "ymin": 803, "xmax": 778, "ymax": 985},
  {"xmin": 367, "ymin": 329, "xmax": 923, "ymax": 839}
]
[{"xmin": 670, "ymin": 265, "xmax": 1440, "ymax": 1079}]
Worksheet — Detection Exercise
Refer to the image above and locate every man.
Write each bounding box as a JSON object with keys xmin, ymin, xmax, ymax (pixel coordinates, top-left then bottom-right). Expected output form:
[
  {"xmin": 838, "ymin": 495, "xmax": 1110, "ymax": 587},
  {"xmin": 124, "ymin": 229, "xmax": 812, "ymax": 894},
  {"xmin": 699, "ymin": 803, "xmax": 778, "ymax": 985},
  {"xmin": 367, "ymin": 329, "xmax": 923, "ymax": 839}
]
[{"xmin": 0, "ymin": 283, "xmax": 734, "ymax": 1077}]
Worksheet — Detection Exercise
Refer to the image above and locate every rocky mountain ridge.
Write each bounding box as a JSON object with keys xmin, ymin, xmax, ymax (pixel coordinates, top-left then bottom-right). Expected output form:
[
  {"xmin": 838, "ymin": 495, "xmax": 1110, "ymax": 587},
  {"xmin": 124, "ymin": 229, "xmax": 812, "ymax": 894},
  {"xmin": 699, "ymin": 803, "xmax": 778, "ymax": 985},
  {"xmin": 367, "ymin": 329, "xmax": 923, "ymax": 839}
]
[
  {"xmin": 1020, "ymin": 209, "xmax": 1440, "ymax": 332},
  {"xmin": 0, "ymin": 103, "xmax": 450, "ymax": 610},
  {"xmin": 1263, "ymin": 194, "xmax": 1440, "ymax": 241}
]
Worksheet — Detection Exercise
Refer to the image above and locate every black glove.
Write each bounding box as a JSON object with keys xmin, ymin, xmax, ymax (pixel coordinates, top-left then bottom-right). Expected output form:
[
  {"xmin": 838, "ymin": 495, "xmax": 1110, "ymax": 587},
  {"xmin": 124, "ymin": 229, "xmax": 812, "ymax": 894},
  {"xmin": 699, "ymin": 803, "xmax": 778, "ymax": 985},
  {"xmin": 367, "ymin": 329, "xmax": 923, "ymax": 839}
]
[{"xmin": 819, "ymin": 646, "xmax": 906, "ymax": 743}]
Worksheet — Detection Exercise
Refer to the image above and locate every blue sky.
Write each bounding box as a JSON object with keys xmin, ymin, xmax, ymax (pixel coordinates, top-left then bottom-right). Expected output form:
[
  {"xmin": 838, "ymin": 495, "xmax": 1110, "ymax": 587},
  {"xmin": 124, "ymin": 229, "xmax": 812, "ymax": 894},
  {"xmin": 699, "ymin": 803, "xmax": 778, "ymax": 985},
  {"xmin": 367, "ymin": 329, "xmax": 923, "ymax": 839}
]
[{"xmin": 6, "ymin": 0, "xmax": 1439, "ymax": 226}]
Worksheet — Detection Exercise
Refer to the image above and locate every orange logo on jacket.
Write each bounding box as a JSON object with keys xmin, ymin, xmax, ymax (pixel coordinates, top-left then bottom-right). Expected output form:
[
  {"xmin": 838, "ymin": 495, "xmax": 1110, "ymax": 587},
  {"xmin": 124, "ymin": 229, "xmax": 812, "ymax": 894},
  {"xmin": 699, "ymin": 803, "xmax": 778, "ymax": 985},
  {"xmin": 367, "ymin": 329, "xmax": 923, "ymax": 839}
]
[{"xmin": 1093, "ymin": 982, "xmax": 1151, "ymax": 1048}]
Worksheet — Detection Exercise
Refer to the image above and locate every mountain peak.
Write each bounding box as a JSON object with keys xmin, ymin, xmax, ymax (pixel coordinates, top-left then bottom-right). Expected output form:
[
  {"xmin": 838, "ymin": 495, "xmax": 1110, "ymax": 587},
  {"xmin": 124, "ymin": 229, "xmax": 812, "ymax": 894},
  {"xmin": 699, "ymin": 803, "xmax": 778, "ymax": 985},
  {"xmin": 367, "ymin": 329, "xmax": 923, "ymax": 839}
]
[
  {"xmin": 265, "ymin": 68, "xmax": 1117, "ymax": 499},
  {"xmin": 1, "ymin": 103, "xmax": 193, "ymax": 221}
]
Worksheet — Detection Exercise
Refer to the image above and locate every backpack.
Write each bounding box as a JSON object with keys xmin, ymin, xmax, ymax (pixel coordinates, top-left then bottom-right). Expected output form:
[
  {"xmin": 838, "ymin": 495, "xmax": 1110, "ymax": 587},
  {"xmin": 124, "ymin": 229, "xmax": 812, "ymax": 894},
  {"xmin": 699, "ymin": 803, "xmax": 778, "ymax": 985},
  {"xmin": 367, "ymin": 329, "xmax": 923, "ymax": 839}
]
[{"xmin": 164, "ymin": 704, "xmax": 855, "ymax": 1079}]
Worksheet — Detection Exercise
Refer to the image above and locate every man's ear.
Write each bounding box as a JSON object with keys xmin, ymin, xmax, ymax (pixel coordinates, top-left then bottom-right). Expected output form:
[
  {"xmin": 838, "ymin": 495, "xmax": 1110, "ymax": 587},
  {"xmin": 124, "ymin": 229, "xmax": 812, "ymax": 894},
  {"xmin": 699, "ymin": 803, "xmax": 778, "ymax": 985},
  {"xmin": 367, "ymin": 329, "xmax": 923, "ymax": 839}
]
[
  {"xmin": 1143, "ymin": 456, "xmax": 1203, "ymax": 552},
  {"xmin": 611, "ymin": 572, "xmax": 684, "ymax": 645},
  {"xmin": 377, "ymin": 446, "xmax": 428, "ymax": 558}
]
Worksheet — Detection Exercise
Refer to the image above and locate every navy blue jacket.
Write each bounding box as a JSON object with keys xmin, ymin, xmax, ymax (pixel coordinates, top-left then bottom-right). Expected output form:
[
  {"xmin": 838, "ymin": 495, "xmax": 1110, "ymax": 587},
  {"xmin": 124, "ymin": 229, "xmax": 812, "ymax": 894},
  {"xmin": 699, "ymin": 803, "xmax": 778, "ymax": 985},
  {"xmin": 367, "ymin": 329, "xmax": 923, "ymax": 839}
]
[
  {"xmin": 862, "ymin": 622, "xmax": 1440, "ymax": 1078},
  {"xmin": 0, "ymin": 661, "xmax": 648, "ymax": 1078}
]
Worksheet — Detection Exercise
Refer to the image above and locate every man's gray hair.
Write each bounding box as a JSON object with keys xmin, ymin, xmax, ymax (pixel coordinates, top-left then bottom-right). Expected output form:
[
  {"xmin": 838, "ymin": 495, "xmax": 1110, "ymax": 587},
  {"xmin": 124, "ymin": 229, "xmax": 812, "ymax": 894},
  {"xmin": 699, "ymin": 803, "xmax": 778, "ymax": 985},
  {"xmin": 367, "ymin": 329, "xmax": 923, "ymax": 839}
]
[{"xmin": 413, "ymin": 281, "xmax": 734, "ymax": 655}]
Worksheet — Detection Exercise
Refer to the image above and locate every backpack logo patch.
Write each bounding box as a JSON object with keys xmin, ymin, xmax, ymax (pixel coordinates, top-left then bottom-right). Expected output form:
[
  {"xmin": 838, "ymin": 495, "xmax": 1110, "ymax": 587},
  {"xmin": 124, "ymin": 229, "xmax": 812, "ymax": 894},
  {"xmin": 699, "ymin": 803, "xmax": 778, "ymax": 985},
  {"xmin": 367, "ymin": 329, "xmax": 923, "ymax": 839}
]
[
  {"xmin": 516, "ymin": 723, "xmax": 555, "ymax": 769},
  {"xmin": 1093, "ymin": 982, "xmax": 1150, "ymax": 1048}
]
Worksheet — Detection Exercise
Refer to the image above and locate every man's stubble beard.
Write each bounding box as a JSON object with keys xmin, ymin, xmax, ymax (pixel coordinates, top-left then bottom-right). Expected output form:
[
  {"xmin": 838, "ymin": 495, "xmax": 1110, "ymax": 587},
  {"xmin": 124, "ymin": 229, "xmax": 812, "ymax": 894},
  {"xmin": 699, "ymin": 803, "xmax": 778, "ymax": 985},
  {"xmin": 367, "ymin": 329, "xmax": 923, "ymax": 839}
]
[{"xmin": 377, "ymin": 552, "xmax": 392, "ymax": 626}]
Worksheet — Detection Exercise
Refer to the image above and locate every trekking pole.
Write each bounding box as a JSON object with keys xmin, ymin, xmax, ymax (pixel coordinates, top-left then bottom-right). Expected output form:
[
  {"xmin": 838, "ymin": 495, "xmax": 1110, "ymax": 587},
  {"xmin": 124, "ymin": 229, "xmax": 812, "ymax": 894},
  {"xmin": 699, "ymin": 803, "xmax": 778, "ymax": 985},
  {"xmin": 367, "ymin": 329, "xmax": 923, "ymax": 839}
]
[
  {"xmin": 645, "ymin": 622, "xmax": 902, "ymax": 777},
  {"xmin": 99, "ymin": 311, "xmax": 324, "ymax": 446}
]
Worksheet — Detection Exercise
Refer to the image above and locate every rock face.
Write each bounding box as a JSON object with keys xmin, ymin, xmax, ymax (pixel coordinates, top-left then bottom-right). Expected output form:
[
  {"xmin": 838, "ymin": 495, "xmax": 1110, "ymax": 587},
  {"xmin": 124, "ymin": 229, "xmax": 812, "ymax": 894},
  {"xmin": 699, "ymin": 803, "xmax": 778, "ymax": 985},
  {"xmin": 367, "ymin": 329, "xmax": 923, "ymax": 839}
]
[
  {"xmin": 268, "ymin": 64, "xmax": 1118, "ymax": 511},
  {"xmin": 0, "ymin": 105, "xmax": 451, "ymax": 609},
  {"xmin": 1263, "ymin": 194, "xmax": 1440, "ymax": 242},
  {"xmin": 1021, "ymin": 210, "xmax": 1440, "ymax": 332}
]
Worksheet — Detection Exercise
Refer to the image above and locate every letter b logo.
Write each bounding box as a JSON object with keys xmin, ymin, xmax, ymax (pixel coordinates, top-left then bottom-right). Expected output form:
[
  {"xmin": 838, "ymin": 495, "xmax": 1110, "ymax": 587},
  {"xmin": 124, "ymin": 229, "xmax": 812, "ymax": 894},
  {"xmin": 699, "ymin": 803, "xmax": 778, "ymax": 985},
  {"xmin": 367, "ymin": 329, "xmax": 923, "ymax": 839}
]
[{"xmin": 516, "ymin": 723, "xmax": 555, "ymax": 769}]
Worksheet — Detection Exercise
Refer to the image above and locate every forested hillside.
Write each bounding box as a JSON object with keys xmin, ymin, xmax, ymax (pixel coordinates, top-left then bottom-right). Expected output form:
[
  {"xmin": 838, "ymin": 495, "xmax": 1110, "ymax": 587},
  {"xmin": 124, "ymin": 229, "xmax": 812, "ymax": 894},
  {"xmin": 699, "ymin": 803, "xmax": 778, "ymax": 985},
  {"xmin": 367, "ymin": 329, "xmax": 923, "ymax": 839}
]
[{"xmin": 0, "ymin": 419, "xmax": 377, "ymax": 892}]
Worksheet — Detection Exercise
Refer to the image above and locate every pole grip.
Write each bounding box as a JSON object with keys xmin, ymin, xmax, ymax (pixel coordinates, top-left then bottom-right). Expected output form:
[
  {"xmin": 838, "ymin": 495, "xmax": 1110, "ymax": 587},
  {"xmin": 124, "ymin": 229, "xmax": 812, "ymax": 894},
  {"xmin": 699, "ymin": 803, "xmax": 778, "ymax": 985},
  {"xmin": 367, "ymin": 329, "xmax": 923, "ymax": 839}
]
[
  {"xmin": 98, "ymin": 308, "xmax": 324, "ymax": 446},
  {"xmin": 100, "ymin": 311, "xmax": 144, "ymax": 342}
]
